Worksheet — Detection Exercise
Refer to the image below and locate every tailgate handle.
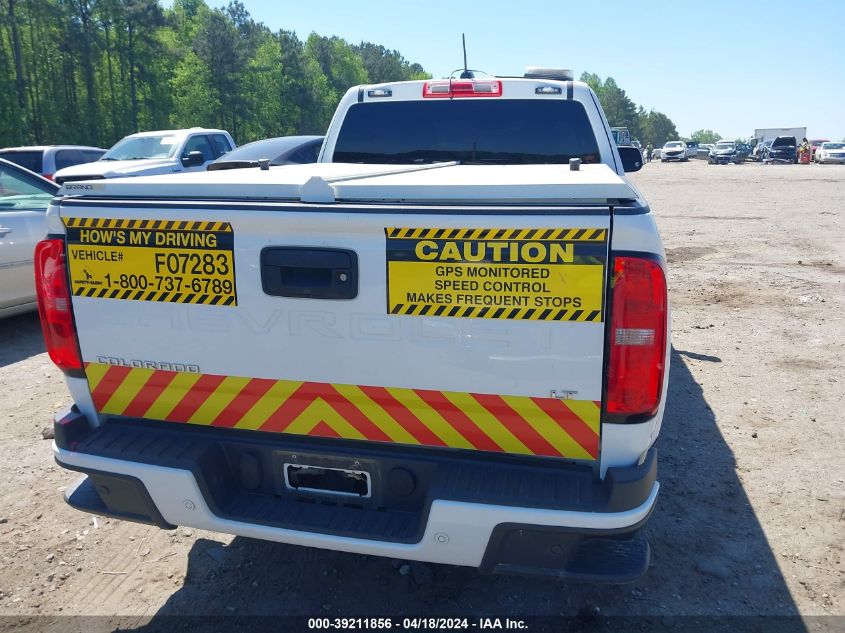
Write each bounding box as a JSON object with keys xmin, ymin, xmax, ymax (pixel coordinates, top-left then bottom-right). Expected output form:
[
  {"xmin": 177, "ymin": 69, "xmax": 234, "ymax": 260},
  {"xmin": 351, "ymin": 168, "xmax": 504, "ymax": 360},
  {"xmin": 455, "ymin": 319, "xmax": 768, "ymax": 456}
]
[{"xmin": 261, "ymin": 247, "xmax": 358, "ymax": 300}]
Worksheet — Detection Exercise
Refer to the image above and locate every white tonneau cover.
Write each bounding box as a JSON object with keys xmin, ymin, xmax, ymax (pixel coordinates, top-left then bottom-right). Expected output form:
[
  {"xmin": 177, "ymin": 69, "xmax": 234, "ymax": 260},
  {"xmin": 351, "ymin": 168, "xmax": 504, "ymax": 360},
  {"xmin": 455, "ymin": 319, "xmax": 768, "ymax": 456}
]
[{"xmin": 59, "ymin": 162, "xmax": 636, "ymax": 204}]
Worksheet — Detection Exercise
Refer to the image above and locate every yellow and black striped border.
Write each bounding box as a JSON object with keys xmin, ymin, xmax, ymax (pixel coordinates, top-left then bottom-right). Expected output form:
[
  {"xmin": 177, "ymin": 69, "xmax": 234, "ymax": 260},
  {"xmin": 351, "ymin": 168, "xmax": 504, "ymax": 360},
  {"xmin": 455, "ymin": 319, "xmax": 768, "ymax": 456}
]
[
  {"xmin": 390, "ymin": 304, "xmax": 602, "ymax": 322},
  {"xmin": 385, "ymin": 227, "xmax": 607, "ymax": 241},
  {"xmin": 73, "ymin": 286, "xmax": 235, "ymax": 306},
  {"xmin": 63, "ymin": 217, "xmax": 232, "ymax": 232}
]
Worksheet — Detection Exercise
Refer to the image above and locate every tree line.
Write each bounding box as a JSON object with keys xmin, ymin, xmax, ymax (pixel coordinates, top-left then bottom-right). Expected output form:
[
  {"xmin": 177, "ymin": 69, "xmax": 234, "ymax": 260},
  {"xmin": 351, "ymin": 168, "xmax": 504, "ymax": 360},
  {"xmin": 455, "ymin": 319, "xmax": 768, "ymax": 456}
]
[
  {"xmin": 0, "ymin": 0, "xmax": 684, "ymax": 151},
  {"xmin": 580, "ymin": 72, "xmax": 679, "ymax": 147},
  {"xmin": 0, "ymin": 0, "xmax": 429, "ymax": 148}
]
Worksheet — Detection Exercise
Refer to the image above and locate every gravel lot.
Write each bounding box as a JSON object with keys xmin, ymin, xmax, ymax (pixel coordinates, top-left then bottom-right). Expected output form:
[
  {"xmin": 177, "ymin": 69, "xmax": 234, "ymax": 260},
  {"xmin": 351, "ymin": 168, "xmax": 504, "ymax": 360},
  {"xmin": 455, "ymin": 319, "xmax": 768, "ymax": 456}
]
[{"xmin": 0, "ymin": 160, "xmax": 842, "ymax": 630}]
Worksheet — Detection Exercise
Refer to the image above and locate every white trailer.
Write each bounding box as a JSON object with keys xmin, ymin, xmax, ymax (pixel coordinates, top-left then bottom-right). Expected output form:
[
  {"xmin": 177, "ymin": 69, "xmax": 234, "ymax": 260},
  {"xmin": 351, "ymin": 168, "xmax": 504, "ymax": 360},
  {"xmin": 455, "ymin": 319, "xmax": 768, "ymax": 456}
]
[{"xmin": 752, "ymin": 127, "xmax": 806, "ymax": 145}]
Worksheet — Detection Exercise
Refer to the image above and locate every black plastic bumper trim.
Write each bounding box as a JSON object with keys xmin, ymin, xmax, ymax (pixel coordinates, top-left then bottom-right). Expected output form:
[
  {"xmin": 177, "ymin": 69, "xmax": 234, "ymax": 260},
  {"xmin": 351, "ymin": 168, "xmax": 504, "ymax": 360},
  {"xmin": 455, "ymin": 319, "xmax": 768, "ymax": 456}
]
[
  {"xmin": 479, "ymin": 500, "xmax": 655, "ymax": 582},
  {"xmin": 58, "ymin": 461, "xmax": 176, "ymax": 530}
]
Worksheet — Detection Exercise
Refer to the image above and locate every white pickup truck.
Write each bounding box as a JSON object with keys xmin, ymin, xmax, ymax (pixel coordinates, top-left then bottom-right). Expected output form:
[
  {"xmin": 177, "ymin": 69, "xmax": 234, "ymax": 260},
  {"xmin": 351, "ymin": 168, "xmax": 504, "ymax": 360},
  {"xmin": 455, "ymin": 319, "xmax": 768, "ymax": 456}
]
[
  {"xmin": 39, "ymin": 70, "xmax": 668, "ymax": 581},
  {"xmin": 53, "ymin": 128, "xmax": 236, "ymax": 185}
]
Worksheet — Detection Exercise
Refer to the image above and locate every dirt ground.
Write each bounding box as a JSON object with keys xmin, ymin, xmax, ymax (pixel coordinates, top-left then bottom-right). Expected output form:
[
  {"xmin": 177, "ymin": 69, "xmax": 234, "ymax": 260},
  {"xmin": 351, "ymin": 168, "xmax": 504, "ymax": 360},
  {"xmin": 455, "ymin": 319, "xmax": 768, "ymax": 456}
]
[{"xmin": 0, "ymin": 160, "xmax": 842, "ymax": 630}]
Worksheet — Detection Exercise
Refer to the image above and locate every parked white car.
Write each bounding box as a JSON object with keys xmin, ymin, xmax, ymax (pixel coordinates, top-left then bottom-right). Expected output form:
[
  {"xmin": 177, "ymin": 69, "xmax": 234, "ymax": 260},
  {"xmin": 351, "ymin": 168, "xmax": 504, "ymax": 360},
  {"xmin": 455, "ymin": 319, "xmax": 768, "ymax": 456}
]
[
  {"xmin": 0, "ymin": 158, "xmax": 58, "ymax": 317},
  {"xmin": 815, "ymin": 142, "xmax": 845, "ymax": 164},
  {"xmin": 53, "ymin": 128, "xmax": 236, "ymax": 184},
  {"xmin": 661, "ymin": 141, "xmax": 688, "ymax": 162}
]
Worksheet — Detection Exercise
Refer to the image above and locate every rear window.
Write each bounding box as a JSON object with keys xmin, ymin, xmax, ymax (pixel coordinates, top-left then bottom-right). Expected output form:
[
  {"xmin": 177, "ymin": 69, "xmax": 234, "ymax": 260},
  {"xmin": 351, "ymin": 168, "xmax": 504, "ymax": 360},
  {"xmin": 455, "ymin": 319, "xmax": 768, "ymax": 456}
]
[
  {"xmin": 55, "ymin": 149, "xmax": 85, "ymax": 170},
  {"xmin": 773, "ymin": 137, "xmax": 796, "ymax": 147},
  {"xmin": 288, "ymin": 142, "xmax": 321, "ymax": 164},
  {"xmin": 332, "ymin": 100, "xmax": 600, "ymax": 165},
  {"xmin": 0, "ymin": 150, "xmax": 43, "ymax": 174},
  {"xmin": 210, "ymin": 134, "xmax": 232, "ymax": 158},
  {"xmin": 82, "ymin": 150, "xmax": 105, "ymax": 163}
]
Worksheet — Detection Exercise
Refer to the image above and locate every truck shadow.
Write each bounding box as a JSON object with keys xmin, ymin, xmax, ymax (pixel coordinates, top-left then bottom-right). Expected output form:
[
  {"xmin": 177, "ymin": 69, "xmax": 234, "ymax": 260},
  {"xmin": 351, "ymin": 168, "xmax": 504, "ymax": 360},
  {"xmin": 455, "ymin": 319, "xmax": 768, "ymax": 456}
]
[
  {"xmin": 0, "ymin": 311, "xmax": 44, "ymax": 367},
  {"xmin": 123, "ymin": 348, "xmax": 803, "ymax": 628}
]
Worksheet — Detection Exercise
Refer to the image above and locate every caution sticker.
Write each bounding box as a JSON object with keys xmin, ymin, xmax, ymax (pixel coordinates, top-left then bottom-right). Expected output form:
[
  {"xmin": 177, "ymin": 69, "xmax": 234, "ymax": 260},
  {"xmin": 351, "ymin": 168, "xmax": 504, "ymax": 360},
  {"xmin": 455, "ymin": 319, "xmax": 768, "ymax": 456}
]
[
  {"xmin": 63, "ymin": 217, "xmax": 237, "ymax": 306},
  {"xmin": 385, "ymin": 227, "xmax": 607, "ymax": 321}
]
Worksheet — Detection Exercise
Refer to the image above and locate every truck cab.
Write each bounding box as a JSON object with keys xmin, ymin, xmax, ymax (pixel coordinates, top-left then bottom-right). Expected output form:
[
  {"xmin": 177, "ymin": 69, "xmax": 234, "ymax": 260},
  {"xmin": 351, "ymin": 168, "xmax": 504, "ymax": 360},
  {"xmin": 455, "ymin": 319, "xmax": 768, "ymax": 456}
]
[
  {"xmin": 41, "ymin": 70, "xmax": 667, "ymax": 582},
  {"xmin": 320, "ymin": 76, "xmax": 639, "ymax": 175}
]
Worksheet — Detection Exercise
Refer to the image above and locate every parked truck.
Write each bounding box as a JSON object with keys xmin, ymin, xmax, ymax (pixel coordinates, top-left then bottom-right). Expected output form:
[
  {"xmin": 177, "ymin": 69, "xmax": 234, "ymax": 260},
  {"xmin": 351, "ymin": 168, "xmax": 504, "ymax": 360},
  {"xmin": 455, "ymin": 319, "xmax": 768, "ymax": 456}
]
[
  {"xmin": 39, "ymin": 70, "xmax": 666, "ymax": 581},
  {"xmin": 53, "ymin": 128, "xmax": 236, "ymax": 185}
]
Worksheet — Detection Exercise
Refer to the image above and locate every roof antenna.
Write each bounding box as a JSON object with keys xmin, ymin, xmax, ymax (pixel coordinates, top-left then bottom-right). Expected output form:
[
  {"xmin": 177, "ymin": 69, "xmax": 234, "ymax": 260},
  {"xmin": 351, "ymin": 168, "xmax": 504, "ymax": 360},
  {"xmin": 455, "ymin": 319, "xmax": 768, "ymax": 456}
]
[{"xmin": 459, "ymin": 34, "xmax": 474, "ymax": 79}]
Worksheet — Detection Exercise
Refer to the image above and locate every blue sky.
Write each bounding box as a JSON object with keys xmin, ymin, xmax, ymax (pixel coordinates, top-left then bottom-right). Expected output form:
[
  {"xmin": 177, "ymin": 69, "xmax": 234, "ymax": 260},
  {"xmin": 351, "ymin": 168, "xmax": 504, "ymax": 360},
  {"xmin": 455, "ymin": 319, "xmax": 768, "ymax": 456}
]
[{"xmin": 197, "ymin": 0, "xmax": 845, "ymax": 140}]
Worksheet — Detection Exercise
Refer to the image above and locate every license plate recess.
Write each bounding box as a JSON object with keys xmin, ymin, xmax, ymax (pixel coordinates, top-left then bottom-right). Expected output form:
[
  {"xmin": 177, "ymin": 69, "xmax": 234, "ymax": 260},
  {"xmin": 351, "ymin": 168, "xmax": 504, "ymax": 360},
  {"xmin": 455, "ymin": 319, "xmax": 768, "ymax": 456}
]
[{"xmin": 284, "ymin": 463, "xmax": 371, "ymax": 498}]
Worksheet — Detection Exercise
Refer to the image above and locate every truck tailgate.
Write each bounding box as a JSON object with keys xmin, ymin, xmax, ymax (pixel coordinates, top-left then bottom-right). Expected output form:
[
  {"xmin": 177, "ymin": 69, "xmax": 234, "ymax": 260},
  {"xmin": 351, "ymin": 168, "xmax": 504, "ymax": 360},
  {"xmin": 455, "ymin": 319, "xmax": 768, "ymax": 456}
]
[{"xmin": 61, "ymin": 187, "xmax": 612, "ymax": 462}]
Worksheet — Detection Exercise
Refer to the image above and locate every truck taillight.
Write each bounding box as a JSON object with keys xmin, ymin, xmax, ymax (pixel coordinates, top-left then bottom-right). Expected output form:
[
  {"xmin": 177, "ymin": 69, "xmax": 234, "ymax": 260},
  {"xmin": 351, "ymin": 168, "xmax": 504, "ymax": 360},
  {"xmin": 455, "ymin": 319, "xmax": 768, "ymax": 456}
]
[
  {"xmin": 34, "ymin": 238, "xmax": 82, "ymax": 374},
  {"xmin": 422, "ymin": 80, "xmax": 503, "ymax": 98},
  {"xmin": 606, "ymin": 256, "xmax": 667, "ymax": 417}
]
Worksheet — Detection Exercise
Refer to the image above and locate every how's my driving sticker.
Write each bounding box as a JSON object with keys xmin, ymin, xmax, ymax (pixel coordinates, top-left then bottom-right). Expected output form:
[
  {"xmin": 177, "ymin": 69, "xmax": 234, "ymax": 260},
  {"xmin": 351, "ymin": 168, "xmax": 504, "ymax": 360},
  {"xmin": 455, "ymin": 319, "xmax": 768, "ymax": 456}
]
[{"xmin": 63, "ymin": 217, "xmax": 237, "ymax": 306}]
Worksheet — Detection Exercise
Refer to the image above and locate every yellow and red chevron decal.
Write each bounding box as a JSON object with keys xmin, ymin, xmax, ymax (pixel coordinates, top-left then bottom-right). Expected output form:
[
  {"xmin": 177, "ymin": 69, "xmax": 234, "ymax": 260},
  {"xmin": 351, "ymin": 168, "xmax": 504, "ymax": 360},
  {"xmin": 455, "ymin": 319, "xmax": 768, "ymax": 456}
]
[{"xmin": 84, "ymin": 363, "xmax": 600, "ymax": 460}]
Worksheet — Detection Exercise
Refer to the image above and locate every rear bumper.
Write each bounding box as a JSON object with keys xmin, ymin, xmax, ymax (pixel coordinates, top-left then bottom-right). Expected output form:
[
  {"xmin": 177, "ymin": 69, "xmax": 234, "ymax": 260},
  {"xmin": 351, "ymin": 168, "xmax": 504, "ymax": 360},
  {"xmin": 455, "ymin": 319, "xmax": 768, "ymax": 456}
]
[{"xmin": 53, "ymin": 410, "xmax": 658, "ymax": 580}]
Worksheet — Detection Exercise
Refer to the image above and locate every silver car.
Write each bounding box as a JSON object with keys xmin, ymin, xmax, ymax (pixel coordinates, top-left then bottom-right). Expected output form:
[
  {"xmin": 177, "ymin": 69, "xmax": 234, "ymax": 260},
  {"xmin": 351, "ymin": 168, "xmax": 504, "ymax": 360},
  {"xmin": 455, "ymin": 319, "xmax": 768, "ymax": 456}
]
[{"xmin": 0, "ymin": 158, "xmax": 58, "ymax": 317}]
